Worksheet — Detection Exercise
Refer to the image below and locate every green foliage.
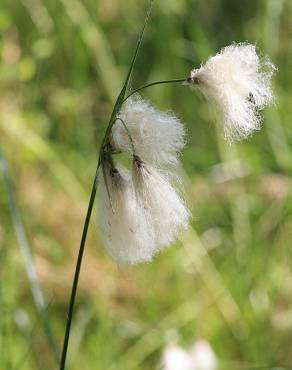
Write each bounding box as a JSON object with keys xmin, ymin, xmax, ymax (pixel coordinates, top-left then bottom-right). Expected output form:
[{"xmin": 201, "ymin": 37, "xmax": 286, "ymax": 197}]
[{"xmin": 1, "ymin": 0, "xmax": 292, "ymax": 369}]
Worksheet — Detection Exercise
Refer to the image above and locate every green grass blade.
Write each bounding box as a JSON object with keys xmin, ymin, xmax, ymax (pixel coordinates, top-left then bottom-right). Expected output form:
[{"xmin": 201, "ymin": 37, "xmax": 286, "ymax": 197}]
[
  {"xmin": 13, "ymin": 296, "xmax": 57, "ymax": 370},
  {"xmin": 0, "ymin": 150, "xmax": 60, "ymax": 364}
]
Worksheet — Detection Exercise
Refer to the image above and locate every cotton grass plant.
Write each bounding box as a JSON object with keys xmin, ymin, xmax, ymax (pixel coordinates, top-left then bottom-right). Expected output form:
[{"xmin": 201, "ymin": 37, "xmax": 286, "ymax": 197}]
[{"xmin": 59, "ymin": 1, "xmax": 275, "ymax": 368}]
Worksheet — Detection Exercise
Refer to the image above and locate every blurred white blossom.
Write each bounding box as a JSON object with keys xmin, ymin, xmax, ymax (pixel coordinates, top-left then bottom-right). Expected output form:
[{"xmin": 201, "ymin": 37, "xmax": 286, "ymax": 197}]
[
  {"xmin": 111, "ymin": 94, "xmax": 185, "ymax": 166},
  {"xmin": 187, "ymin": 43, "xmax": 275, "ymax": 141},
  {"xmin": 189, "ymin": 340, "xmax": 217, "ymax": 370},
  {"xmin": 161, "ymin": 341, "xmax": 217, "ymax": 370},
  {"xmin": 162, "ymin": 345, "xmax": 196, "ymax": 370}
]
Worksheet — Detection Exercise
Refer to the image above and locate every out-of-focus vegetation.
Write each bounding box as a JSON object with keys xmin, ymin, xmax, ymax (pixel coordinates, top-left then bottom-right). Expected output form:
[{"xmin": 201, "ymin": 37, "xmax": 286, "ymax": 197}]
[{"xmin": 1, "ymin": 0, "xmax": 292, "ymax": 369}]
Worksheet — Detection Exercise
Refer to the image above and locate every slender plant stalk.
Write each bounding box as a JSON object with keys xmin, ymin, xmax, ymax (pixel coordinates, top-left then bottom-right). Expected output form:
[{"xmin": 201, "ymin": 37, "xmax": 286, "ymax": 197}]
[
  {"xmin": 59, "ymin": 167, "xmax": 99, "ymax": 370},
  {"xmin": 0, "ymin": 150, "xmax": 60, "ymax": 364}
]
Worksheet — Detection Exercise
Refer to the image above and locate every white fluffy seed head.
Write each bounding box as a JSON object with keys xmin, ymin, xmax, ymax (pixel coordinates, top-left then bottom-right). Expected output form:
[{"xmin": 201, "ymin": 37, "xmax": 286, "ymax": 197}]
[
  {"xmin": 187, "ymin": 43, "xmax": 275, "ymax": 141},
  {"xmin": 161, "ymin": 345, "xmax": 196, "ymax": 370},
  {"xmin": 161, "ymin": 341, "xmax": 217, "ymax": 370},
  {"xmin": 133, "ymin": 157, "xmax": 190, "ymax": 250},
  {"xmin": 189, "ymin": 340, "xmax": 217, "ymax": 370},
  {"xmin": 111, "ymin": 94, "xmax": 185, "ymax": 166},
  {"xmin": 98, "ymin": 164, "xmax": 157, "ymax": 265},
  {"xmin": 98, "ymin": 159, "xmax": 190, "ymax": 265}
]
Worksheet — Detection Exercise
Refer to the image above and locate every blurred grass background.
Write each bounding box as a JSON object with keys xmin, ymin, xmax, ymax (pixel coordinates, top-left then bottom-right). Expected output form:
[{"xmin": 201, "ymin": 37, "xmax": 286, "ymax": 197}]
[{"xmin": 1, "ymin": 0, "xmax": 292, "ymax": 369}]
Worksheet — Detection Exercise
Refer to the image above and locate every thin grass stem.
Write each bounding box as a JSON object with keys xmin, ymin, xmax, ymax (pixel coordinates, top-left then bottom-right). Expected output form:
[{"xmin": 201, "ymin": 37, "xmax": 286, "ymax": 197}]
[{"xmin": 59, "ymin": 167, "xmax": 99, "ymax": 370}]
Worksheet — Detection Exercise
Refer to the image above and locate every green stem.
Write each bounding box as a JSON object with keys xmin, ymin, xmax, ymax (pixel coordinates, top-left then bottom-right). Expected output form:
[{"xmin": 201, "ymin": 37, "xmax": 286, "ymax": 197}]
[
  {"xmin": 122, "ymin": 78, "xmax": 186, "ymax": 102},
  {"xmin": 59, "ymin": 166, "xmax": 99, "ymax": 370}
]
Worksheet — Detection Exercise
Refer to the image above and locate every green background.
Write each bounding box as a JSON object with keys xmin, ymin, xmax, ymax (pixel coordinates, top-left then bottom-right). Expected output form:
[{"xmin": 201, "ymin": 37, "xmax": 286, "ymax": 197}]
[{"xmin": 0, "ymin": 0, "xmax": 292, "ymax": 369}]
